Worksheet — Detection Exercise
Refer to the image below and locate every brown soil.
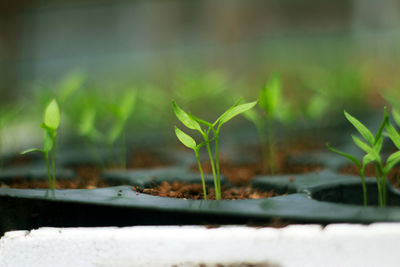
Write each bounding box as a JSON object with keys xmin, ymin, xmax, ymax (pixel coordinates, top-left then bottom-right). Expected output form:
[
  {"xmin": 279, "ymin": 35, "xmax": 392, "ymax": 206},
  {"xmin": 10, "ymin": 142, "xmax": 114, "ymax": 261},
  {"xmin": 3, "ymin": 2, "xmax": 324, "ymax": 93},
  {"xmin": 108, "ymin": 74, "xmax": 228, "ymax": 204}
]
[
  {"xmin": 128, "ymin": 150, "xmax": 171, "ymax": 169},
  {"xmin": 341, "ymin": 164, "xmax": 400, "ymax": 189},
  {"xmin": 133, "ymin": 181, "xmax": 282, "ymax": 200},
  {"xmin": 0, "ymin": 166, "xmax": 110, "ymax": 189}
]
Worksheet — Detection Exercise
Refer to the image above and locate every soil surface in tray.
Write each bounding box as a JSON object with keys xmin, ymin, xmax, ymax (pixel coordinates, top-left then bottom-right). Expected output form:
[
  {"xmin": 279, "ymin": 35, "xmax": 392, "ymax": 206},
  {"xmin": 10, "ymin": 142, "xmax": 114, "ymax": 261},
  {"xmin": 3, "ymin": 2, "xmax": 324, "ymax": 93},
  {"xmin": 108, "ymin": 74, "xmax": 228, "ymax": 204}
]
[
  {"xmin": 133, "ymin": 181, "xmax": 281, "ymax": 200},
  {"xmin": 0, "ymin": 166, "xmax": 110, "ymax": 189},
  {"xmin": 341, "ymin": 164, "xmax": 400, "ymax": 189}
]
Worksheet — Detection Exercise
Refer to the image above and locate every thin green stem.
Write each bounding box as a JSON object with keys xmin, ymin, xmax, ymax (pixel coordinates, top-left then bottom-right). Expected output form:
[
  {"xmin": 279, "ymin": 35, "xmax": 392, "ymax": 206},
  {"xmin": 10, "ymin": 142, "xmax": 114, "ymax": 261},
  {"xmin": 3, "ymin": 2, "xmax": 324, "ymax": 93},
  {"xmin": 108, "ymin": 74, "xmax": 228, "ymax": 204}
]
[
  {"xmin": 44, "ymin": 152, "xmax": 52, "ymax": 190},
  {"xmin": 267, "ymin": 118, "xmax": 276, "ymax": 174},
  {"xmin": 204, "ymin": 133, "xmax": 220, "ymax": 200},
  {"xmin": 120, "ymin": 132, "xmax": 127, "ymax": 169},
  {"xmin": 213, "ymin": 129, "xmax": 221, "ymax": 197},
  {"xmin": 375, "ymin": 165, "xmax": 383, "ymax": 207},
  {"xmin": 51, "ymin": 142, "xmax": 56, "ymax": 190},
  {"xmin": 195, "ymin": 149, "xmax": 207, "ymax": 200},
  {"xmin": 360, "ymin": 171, "xmax": 367, "ymax": 206},
  {"xmin": 381, "ymin": 175, "xmax": 387, "ymax": 207}
]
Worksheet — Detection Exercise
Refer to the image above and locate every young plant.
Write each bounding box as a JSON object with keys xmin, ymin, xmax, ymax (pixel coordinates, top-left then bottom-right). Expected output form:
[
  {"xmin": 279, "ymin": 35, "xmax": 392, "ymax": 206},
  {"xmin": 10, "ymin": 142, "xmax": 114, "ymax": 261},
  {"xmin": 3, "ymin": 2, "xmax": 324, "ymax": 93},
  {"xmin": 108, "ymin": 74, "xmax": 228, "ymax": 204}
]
[
  {"xmin": 106, "ymin": 90, "xmax": 136, "ymax": 168},
  {"xmin": 327, "ymin": 108, "xmax": 396, "ymax": 207},
  {"xmin": 22, "ymin": 99, "xmax": 60, "ymax": 190},
  {"xmin": 244, "ymin": 73, "xmax": 292, "ymax": 173},
  {"xmin": 173, "ymin": 99, "xmax": 257, "ymax": 200},
  {"xmin": 0, "ymin": 106, "xmax": 19, "ymax": 168}
]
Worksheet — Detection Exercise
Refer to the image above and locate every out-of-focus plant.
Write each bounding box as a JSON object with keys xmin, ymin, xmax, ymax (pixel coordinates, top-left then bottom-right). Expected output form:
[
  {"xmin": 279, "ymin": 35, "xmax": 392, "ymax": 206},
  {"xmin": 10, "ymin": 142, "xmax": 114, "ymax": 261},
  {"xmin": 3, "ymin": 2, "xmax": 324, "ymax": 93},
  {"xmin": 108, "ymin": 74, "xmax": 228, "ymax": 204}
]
[
  {"xmin": 244, "ymin": 73, "xmax": 293, "ymax": 173},
  {"xmin": 22, "ymin": 99, "xmax": 60, "ymax": 190},
  {"xmin": 0, "ymin": 106, "xmax": 19, "ymax": 168}
]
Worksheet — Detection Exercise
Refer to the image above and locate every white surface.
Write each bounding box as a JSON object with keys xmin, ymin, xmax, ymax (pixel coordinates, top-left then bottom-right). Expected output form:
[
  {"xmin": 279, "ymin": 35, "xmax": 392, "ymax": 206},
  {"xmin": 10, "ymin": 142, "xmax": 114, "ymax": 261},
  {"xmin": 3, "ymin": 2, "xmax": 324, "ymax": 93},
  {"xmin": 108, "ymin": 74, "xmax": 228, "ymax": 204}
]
[{"xmin": 1, "ymin": 224, "xmax": 400, "ymax": 267}]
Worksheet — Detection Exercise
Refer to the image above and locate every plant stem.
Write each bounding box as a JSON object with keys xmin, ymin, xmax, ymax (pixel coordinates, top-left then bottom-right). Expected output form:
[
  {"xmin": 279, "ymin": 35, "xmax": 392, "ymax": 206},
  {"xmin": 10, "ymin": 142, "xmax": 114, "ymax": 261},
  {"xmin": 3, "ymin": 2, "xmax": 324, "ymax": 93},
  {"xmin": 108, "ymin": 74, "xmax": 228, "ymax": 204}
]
[
  {"xmin": 120, "ymin": 132, "xmax": 127, "ymax": 169},
  {"xmin": 44, "ymin": 152, "xmax": 52, "ymax": 190},
  {"xmin": 213, "ymin": 129, "xmax": 221, "ymax": 197},
  {"xmin": 381, "ymin": 175, "xmax": 387, "ymax": 207},
  {"xmin": 360, "ymin": 172, "xmax": 367, "ymax": 206},
  {"xmin": 195, "ymin": 149, "xmax": 207, "ymax": 200},
  {"xmin": 267, "ymin": 118, "xmax": 276, "ymax": 174},
  {"xmin": 204, "ymin": 134, "xmax": 220, "ymax": 200},
  {"xmin": 51, "ymin": 144, "xmax": 56, "ymax": 190},
  {"xmin": 375, "ymin": 165, "xmax": 383, "ymax": 207}
]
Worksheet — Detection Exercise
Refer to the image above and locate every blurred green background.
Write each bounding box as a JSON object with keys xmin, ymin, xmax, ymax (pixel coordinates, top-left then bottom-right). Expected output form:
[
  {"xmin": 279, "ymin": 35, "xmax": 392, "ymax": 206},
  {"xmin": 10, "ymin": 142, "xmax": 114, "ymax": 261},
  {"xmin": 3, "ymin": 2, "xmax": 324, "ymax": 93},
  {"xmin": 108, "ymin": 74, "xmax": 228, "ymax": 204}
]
[{"xmin": 1, "ymin": 0, "xmax": 400, "ymax": 153}]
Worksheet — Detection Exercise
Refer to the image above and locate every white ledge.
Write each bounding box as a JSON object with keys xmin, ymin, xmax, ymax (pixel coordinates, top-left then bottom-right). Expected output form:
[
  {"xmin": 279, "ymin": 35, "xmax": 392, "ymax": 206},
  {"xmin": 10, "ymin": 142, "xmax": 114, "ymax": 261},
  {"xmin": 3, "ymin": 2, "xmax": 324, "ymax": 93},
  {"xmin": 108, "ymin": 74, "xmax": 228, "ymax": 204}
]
[{"xmin": 1, "ymin": 224, "xmax": 400, "ymax": 267}]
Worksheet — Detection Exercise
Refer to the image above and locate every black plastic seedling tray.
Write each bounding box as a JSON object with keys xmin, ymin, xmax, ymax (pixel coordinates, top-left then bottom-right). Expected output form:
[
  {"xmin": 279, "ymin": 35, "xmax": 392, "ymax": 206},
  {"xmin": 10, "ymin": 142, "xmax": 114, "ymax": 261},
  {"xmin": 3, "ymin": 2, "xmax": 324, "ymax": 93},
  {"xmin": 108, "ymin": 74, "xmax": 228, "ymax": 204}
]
[{"xmin": 2, "ymin": 167, "xmax": 400, "ymax": 235}]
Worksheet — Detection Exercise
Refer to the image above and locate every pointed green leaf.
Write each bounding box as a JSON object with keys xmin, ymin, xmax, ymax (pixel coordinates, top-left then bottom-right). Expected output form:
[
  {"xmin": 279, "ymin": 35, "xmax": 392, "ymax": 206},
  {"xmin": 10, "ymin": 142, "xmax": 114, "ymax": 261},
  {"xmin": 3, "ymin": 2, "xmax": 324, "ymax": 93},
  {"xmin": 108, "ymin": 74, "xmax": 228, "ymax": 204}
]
[
  {"xmin": 374, "ymin": 107, "xmax": 389, "ymax": 144},
  {"xmin": 58, "ymin": 70, "xmax": 86, "ymax": 103},
  {"xmin": 352, "ymin": 135, "xmax": 372, "ymax": 154},
  {"xmin": 218, "ymin": 100, "xmax": 258, "ymax": 125},
  {"xmin": 393, "ymin": 108, "xmax": 400, "ymax": 127},
  {"xmin": 326, "ymin": 143, "xmax": 361, "ymax": 169},
  {"xmin": 172, "ymin": 101, "xmax": 202, "ymax": 132},
  {"xmin": 21, "ymin": 148, "xmax": 44, "ymax": 155},
  {"xmin": 44, "ymin": 99, "xmax": 60, "ymax": 130},
  {"xmin": 386, "ymin": 120, "xmax": 400, "ymax": 149},
  {"xmin": 174, "ymin": 126, "xmax": 197, "ymax": 150},
  {"xmin": 384, "ymin": 151, "xmax": 400, "ymax": 174},
  {"xmin": 120, "ymin": 90, "xmax": 136, "ymax": 120},
  {"xmin": 344, "ymin": 110, "xmax": 374, "ymax": 145},
  {"xmin": 259, "ymin": 74, "xmax": 281, "ymax": 116},
  {"xmin": 373, "ymin": 135, "xmax": 383, "ymax": 154},
  {"xmin": 213, "ymin": 98, "xmax": 243, "ymax": 126}
]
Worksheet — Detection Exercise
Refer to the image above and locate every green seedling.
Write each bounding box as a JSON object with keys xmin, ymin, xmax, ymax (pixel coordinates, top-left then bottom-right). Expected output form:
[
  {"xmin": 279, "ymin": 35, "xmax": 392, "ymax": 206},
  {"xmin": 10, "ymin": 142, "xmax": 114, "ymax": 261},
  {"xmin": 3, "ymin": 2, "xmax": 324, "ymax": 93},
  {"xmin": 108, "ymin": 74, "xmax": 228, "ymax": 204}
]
[
  {"xmin": 173, "ymin": 99, "xmax": 257, "ymax": 200},
  {"xmin": 244, "ymin": 73, "xmax": 292, "ymax": 173},
  {"xmin": 106, "ymin": 90, "xmax": 136, "ymax": 168},
  {"xmin": 0, "ymin": 106, "xmax": 19, "ymax": 168},
  {"xmin": 327, "ymin": 108, "xmax": 399, "ymax": 207},
  {"xmin": 22, "ymin": 99, "xmax": 60, "ymax": 190}
]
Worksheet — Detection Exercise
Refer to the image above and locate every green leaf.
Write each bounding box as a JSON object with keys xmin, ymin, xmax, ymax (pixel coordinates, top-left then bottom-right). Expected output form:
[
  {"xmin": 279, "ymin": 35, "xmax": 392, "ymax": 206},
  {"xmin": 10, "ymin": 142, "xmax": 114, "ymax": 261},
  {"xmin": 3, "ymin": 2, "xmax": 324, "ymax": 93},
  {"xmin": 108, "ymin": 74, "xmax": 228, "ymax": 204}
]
[
  {"xmin": 374, "ymin": 107, "xmax": 389, "ymax": 144},
  {"xmin": 352, "ymin": 135, "xmax": 372, "ymax": 154},
  {"xmin": 174, "ymin": 126, "xmax": 196, "ymax": 150},
  {"xmin": 44, "ymin": 99, "xmax": 60, "ymax": 130},
  {"xmin": 218, "ymin": 100, "xmax": 258, "ymax": 125},
  {"xmin": 58, "ymin": 70, "xmax": 86, "ymax": 103},
  {"xmin": 386, "ymin": 120, "xmax": 400, "ymax": 149},
  {"xmin": 393, "ymin": 108, "xmax": 400, "ymax": 127},
  {"xmin": 107, "ymin": 121, "xmax": 124, "ymax": 145},
  {"xmin": 361, "ymin": 153, "xmax": 375, "ymax": 176},
  {"xmin": 326, "ymin": 143, "xmax": 361, "ymax": 169},
  {"xmin": 43, "ymin": 131, "xmax": 54, "ymax": 152},
  {"xmin": 172, "ymin": 100, "xmax": 202, "ymax": 132},
  {"xmin": 119, "ymin": 90, "xmax": 136, "ymax": 121},
  {"xmin": 373, "ymin": 136, "xmax": 383, "ymax": 155},
  {"xmin": 384, "ymin": 151, "xmax": 400, "ymax": 174},
  {"xmin": 344, "ymin": 110, "xmax": 374, "ymax": 145},
  {"xmin": 189, "ymin": 113, "xmax": 213, "ymax": 128},
  {"xmin": 21, "ymin": 148, "xmax": 43, "ymax": 155},
  {"xmin": 259, "ymin": 74, "xmax": 281, "ymax": 117}
]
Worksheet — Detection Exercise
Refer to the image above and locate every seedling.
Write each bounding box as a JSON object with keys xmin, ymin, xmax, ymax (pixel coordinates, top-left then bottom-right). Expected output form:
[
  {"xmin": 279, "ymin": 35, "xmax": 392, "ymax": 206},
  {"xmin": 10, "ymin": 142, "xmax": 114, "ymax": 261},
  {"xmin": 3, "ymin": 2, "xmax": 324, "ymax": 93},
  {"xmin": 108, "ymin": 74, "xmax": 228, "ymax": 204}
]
[
  {"xmin": 244, "ymin": 74, "xmax": 292, "ymax": 173},
  {"xmin": 327, "ymin": 108, "xmax": 400, "ymax": 207},
  {"xmin": 22, "ymin": 99, "xmax": 60, "ymax": 190},
  {"xmin": 0, "ymin": 106, "xmax": 19, "ymax": 168},
  {"xmin": 173, "ymin": 99, "xmax": 257, "ymax": 200}
]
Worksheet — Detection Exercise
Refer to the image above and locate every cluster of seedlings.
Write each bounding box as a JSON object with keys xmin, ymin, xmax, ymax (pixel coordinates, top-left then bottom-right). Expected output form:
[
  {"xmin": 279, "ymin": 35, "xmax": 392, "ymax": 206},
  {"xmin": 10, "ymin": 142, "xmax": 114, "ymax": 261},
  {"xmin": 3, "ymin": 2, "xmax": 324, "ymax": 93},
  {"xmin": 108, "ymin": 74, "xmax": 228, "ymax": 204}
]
[{"xmin": 9, "ymin": 72, "xmax": 400, "ymax": 206}]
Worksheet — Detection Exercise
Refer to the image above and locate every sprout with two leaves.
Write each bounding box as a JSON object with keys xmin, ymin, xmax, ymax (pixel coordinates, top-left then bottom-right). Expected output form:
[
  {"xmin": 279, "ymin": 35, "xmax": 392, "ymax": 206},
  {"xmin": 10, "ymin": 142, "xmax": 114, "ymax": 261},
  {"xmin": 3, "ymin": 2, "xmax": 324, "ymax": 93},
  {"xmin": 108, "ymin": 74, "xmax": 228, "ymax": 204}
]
[
  {"xmin": 173, "ymin": 99, "xmax": 257, "ymax": 200},
  {"xmin": 327, "ymin": 108, "xmax": 400, "ymax": 207},
  {"xmin": 22, "ymin": 99, "xmax": 60, "ymax": 190}
]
